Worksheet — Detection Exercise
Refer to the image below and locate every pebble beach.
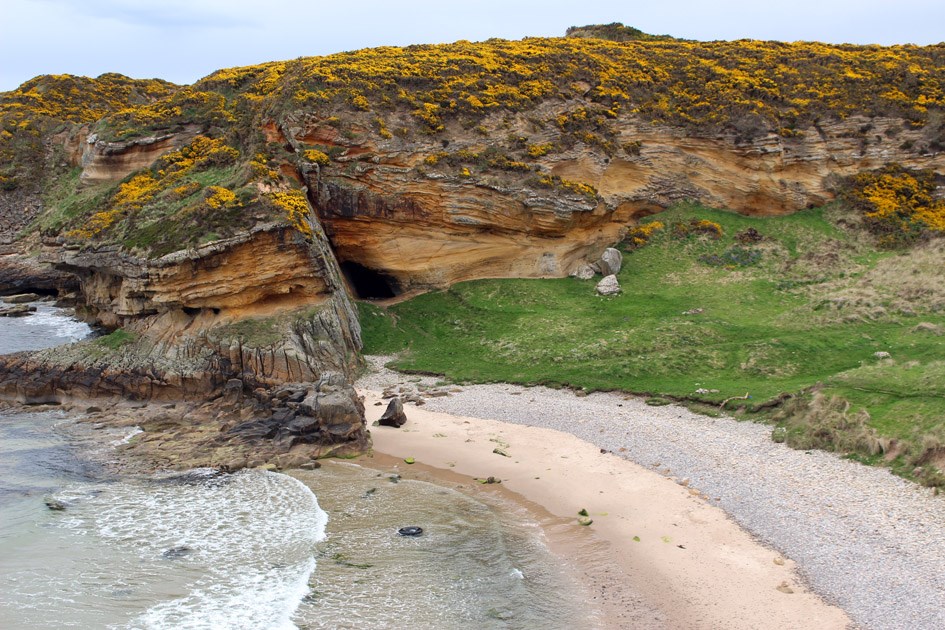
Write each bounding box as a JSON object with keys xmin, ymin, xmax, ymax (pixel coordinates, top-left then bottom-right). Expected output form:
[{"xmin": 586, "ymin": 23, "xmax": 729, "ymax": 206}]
[{"xmin": 360, "ymin": 355, "xmax": 945, "ymax": 630}]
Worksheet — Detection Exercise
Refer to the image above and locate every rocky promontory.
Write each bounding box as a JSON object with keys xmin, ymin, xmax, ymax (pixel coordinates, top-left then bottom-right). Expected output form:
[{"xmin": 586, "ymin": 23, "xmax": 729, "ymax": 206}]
[{"xmin": 1, "ymin": 27, "xmax": 943, "ymax": 465}]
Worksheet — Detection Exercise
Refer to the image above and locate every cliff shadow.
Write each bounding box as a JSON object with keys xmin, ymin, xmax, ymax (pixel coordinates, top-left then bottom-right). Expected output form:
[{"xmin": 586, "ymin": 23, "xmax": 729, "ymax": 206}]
[{"xmin": 340, "ymin": 261, "xmax": 399, "ymax": 299}]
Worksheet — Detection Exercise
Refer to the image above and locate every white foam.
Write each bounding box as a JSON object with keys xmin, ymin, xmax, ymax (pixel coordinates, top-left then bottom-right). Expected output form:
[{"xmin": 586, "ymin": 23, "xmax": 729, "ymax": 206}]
[
  {"xmin": 22, "ymin": 303, "xmax": 92, "ymax": 342},
  {"xmin": 110, "ymin": 427, "xmax": 143, "ymax": 446},
  {"xmin": 56, "ymin": 469, "xmax": 326, "ymax": 630}
]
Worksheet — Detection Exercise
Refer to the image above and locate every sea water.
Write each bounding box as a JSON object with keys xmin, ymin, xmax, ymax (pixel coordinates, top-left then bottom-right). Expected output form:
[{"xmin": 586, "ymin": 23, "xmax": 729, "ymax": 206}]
[
  {"xmin": 0, "ymin": 304, "xmax": 590, "ymax": 629},
  {"xmin": 0, "ymin": 301, "xmax": 92, "ymax": 354}
]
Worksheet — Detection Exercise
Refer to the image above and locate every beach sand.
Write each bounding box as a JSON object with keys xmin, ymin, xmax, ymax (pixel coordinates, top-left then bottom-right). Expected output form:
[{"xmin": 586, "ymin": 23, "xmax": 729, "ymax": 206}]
[{"xmin": 356, "ymin": 389, "xmax": 852, "ymax": 630}]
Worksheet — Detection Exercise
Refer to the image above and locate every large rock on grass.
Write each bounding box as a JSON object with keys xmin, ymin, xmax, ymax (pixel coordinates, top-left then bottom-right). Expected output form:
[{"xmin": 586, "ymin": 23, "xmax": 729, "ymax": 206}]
[
  {"xmin": 570, "ymin": 263, "xmax": 596, "ymax": 280},
  {"xmin": 596, "ymin": 274, "xmax": 621, "ymax": 296},
  {"xmin": 596, "ymin": 248, "xmax": 623, "ymax": 276}
]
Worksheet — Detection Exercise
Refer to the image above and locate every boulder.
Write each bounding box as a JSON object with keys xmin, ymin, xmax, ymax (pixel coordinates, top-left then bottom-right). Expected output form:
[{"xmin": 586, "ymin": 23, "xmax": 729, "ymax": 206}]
[
  {"xmin": 596, "ymin": 275, "xmax": 621, "ymax": 296},
  {"xmin": 0, "ymin": 304, "xmax": 36, "ymax": 317},
  {"xmin": 378, "ymin": 397, "xmax": 408, "ymax": 427},
  {"xmin": 596, "ymin": 248, "xmax": 623, "ymax": 276},
  {"xmin": 569, "ymin": 263, "xmax": 596, "ymax": 280},
  {"xmin": 222, "ymin": 378, "xmax": 243, "ymax": 404}
]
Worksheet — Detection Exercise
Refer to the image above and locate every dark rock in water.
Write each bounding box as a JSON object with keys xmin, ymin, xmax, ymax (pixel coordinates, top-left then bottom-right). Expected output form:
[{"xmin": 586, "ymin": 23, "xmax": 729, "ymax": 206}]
[
  {"xmin": 398, "ymin": 526, "xmax": 423, "ymax": 536},
  {"xmin": 0, "ymin": 304, "xmax": 36, "ymax": 317},
  {"xmin": 153, "ymin": 469, "xmax": 230, "ymax": 487},
  {"xmin": 229, "ymin": 380, "xmax": 365, "ymax": 453},
  {"xmin": 378, "ymin": 398, "xmax": 407, "ymax": 428},
  {"xmin": 44, "ymin": 497, "xmax": 67, "ymax": 511},
  {"xmin": 162, "ymin": 545, "xmax": 194, "ymax": 559}
]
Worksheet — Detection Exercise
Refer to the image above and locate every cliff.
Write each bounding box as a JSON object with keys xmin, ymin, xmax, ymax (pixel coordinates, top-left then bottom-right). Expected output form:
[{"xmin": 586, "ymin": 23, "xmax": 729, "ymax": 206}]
[{"xmin": 0, "ymin": 28, "xmax": 944, "ymax": 464}]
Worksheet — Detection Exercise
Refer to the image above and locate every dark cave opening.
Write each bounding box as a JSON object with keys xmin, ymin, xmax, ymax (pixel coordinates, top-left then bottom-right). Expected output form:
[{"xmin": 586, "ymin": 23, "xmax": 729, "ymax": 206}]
[{"xmin": 340, "ymin": 261, "xmax": 398, "ymax": 299}]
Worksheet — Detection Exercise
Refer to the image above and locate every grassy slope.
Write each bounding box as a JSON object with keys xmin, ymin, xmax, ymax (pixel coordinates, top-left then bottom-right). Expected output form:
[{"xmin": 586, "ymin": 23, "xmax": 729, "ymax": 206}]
[{"xmin": 360, "ymin": 204, "xmax": 945, "ymax": 483}]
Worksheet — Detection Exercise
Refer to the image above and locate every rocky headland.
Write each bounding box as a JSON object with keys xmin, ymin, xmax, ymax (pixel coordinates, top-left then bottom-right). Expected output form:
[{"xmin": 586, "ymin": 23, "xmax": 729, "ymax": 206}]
[{"xmin": 0, "ymin": 26, "xmax": 943, "ymax": 468}]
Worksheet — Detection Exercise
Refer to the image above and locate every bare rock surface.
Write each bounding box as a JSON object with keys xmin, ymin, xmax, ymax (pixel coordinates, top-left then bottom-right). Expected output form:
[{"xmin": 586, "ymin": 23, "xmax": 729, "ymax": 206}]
[{"xmin": 596, "ymin": 248, "xmax": 623, "ymax": 276}]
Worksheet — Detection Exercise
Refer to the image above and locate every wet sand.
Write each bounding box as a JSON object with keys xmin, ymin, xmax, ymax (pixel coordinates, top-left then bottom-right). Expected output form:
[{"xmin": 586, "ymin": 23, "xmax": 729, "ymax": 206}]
[{"xmin": 357, "ymin": 389, "xmax": 852, "ymax": 630}]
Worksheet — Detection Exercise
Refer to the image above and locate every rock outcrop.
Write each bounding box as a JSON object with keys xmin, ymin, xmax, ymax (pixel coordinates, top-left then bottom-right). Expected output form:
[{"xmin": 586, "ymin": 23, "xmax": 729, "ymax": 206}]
[
  {"xmin": 0, "ymin": 199, "xmax": 369, "ymax": 462},
  {"xmin": 2, "ymin": 33, "xmax": 945, "ymax": 466},
  {"xmin": 283, "ymin": 111, "xmax": 945, "ymax": 297},
  {"xmin": 378, "ymin": 397, "xmax": 407, "ymax": 427},
  {"xmin": 79, "ymin": 127, "xmax": 202, "ymax": 184}
]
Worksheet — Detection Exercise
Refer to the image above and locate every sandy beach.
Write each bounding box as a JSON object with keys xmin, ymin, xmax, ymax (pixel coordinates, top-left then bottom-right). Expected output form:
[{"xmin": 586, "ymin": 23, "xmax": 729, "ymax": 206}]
[{"xmin": 356, "ymin": 388, "xmax": 852, "ymax": 630}]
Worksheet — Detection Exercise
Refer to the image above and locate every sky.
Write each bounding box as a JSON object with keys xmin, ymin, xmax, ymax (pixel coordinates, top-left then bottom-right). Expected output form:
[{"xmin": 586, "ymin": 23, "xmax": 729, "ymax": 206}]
[{"xmin": 2, "ymin": 0, "xmax": 944, "ymax": 91}]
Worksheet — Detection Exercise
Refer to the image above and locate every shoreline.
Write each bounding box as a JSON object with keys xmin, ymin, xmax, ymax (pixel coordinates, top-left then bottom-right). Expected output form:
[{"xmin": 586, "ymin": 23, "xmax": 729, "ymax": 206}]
[{"xmin": 356, "ymin": 388, "xmax": 852, "ymax": 630}]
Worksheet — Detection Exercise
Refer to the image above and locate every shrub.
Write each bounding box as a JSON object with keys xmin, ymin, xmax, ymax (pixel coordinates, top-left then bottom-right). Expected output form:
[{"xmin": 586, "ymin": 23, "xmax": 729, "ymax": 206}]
[
  {"xmin": 623, "ymin": 220, "xmax": 664, "ymax": 250},
  {"xmin": 699, "ymin": 245, "xmax": 762, "ymax": 267},
  {"xmin": 268, "ymin": 189, "xmax": 313, "ymax": 237},
  {"xmin": 672, "ymin": 218, "xmax": 723, "ymax": 239},
  {"xmin": 204, "ymin": 186, "xmax": 239, "ymax": 209},
  {"xmin": 526, "ymin": 142, "xmax": 554, "ymax": 158},
  {"xmin": 843, "ymin": 164, "xmax": 945, "ymax": 247},
  {"xmin": 303, "ymin": 149, "xmax": 331, "ymax": 165}
]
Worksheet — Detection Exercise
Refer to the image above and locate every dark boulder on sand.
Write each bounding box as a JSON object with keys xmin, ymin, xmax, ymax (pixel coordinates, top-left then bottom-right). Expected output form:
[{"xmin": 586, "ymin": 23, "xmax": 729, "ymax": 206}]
[{"xmin": 378, "ymin": 397, "xmax": 408, "ymax": 428}]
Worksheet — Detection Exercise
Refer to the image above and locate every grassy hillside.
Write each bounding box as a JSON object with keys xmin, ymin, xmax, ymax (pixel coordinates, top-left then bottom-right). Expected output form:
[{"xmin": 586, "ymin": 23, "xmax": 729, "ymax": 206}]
[{"xmin": 360, "ymin": 203, "xmax": 945, "ymax": 486}]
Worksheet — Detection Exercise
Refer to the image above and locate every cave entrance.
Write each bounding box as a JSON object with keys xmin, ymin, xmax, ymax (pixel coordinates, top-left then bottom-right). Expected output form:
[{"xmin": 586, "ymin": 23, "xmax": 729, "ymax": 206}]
[{"xmin": 340, "ymin": 261, "xmax": 399, "ymax": 299}]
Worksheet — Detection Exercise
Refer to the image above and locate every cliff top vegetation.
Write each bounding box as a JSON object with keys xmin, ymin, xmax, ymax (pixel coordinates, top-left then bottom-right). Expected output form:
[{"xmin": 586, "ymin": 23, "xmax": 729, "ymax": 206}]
[{"xmin": 3, "ymin": 29, "xmax": 944, "ymax": 250}]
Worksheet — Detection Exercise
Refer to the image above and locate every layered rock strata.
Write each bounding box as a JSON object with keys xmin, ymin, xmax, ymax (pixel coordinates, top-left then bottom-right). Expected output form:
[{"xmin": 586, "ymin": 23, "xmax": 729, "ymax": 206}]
[
  {"xmin": 282, "ymin": 111, "xmax": 944, "ymax": 296},
  {"xmin": 0, "ymin": 216, "xmax": 369, "ymax": 465}
]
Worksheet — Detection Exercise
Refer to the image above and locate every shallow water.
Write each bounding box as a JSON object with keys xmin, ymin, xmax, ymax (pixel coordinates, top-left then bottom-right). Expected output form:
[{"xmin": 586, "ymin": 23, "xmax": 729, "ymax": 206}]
[
  {"xmin": 294, "ymin": 463, "xmax": 590, "ymax": 629},
  {"xmin": 0, "ymin": 300, "xmax": 92, "ymax": 354},
  {"xmin": 0, "ymin": 423, "xmax": 325, "ymax": 629},
  {"xmin": 0, "ymin": 305, "xmax": 591, "ymax": 628}
]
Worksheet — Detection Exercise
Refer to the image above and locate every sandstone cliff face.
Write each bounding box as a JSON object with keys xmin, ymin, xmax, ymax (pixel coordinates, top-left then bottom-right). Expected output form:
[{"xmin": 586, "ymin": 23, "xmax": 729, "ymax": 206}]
[
  {"xmin": 0, "ymin": 218, "xmax": 362, "ymax": 400},
  {"xmin": 79, "ymin": 126, "xmax": 202, "ymax": 184},
  {"xmin": 282, "ymin": 109, "xmax": 945, "ymax": 296}
]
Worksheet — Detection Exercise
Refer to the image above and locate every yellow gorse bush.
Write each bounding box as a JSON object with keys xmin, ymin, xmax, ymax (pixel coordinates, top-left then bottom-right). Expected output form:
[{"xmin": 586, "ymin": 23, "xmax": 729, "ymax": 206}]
[
  {"xmin": 847, "ymin": 165, "xmax": 945, "ymax": 246},
  {"xmin": 268, "ymin": 190, "xmax": 313, "ymax": 237},
  {"xmin": 303, "ymin": 149, "xmax": 331, "ymax": 165},
  {"xmin": 625, "ymin": 220, "xmax": 665, "ymax": 249},
  {"xmin": 195, "ymin": 36, "xmax": 945, "ymax": 133},
  {"xmin": 65, "ymin": 136, "xmax": 240, "ymax": 240},
  {"xmin": 204, "ymin": 186, "xmax": 239, "ymax": 209}
]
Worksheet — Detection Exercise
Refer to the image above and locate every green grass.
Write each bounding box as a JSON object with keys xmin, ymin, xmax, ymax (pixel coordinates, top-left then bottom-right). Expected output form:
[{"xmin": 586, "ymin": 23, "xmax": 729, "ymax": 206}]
[
  {"xmin": 35, "ymin": 168, "xmax": 115, "ymax": 235},
  {"xmin": 360, "ymin": 202, "xmax": 945, "ymax": 484},
  {"xmin": 118, "ymin": 165, "xmax": 247, "ymax": 256},
  {"xmin": 96, "ymin": 328, "xmax": 136, "ymax": 350}
]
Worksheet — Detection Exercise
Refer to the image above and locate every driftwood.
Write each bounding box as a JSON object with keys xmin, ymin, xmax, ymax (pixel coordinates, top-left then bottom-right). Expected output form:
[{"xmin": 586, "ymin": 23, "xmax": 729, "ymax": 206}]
[{"xmin": 720, "ymin": 392, "xmax": 751, "ymax": 411}]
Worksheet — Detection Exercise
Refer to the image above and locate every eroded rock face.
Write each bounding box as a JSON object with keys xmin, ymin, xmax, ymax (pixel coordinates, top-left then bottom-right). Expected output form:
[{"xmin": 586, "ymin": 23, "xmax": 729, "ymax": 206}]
[
  {"xmin": 282, "ymin": 111, "xmax": 944, "ymax": 296},
  {"xmin": 0, "ymin": 224, "xmax": 362, "ymax": 409},
  {"xmin": 79, "ymin": 127, "xmax": 202, "ymax": 184}
]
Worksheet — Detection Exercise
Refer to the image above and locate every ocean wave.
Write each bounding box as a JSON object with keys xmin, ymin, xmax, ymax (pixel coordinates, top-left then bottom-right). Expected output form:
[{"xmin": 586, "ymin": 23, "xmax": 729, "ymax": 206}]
[
  {"xmin": 60, "ymin": 469, "xmax": 325, "ymax": 630},
  {"xmin": 22, "ymin": 304, "xmax": 93, "ymax": 342}
]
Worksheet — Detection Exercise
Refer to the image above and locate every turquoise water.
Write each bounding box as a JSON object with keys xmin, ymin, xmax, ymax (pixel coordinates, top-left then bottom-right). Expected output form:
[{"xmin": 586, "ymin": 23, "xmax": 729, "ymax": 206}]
[{"xmin": 0, "ymin": 305, "xmax": 591, "ymax": 629}]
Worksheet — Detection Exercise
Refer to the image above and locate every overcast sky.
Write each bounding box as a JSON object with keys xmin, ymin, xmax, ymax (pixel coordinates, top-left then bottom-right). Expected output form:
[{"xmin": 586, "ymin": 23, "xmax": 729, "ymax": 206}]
[{"xmin": 2, "ymin": 0, "xmax": 943, "ymax": 91}]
